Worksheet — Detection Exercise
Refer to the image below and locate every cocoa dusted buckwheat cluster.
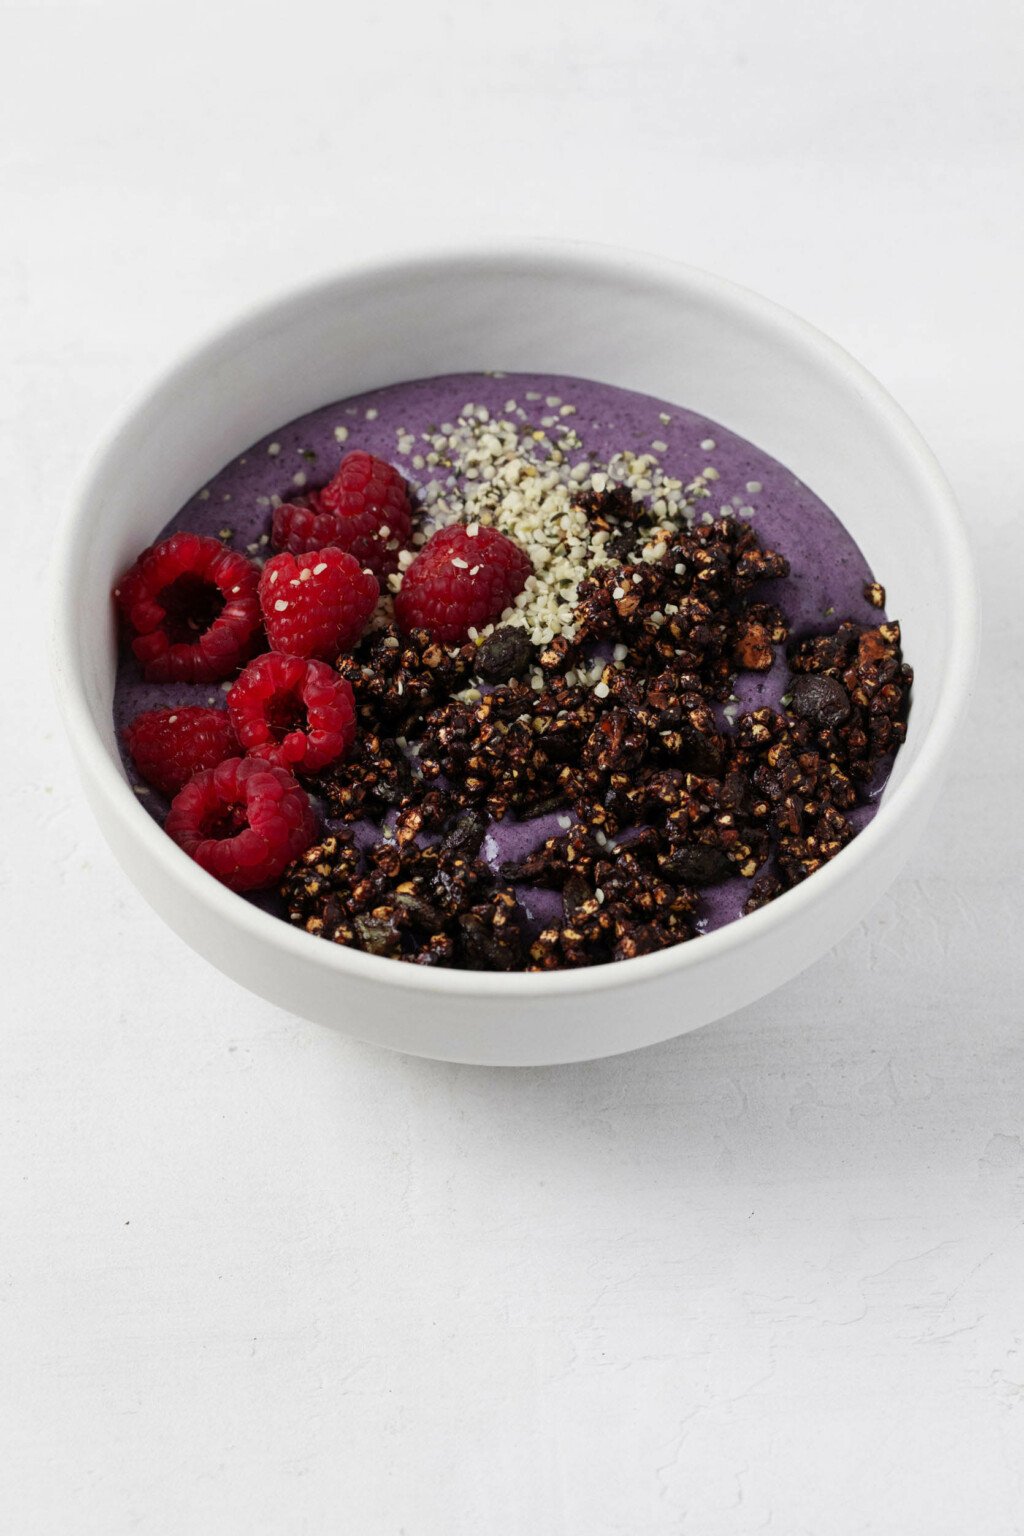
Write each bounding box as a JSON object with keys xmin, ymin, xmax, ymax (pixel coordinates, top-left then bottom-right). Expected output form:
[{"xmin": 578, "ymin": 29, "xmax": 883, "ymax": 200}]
[
  {"xmin": 336, "ymin": 624, "xmax": 478, "ymax": 731},
  {"xmin": 740, "ymin": 616, "xmax": 912, "ymax": 908},
  {"xmin": 282, "ymin": 824, "xmax": 528, "ymax": 970},
  {"xmin": 286, "ymin": 491, "xmax": 912, "ymax": 970},
  {"xmin": 504, "ymin": 825, "xmax": 699, "ymax": 967},
  {"xmin": 567, "ymin": 517, "xmax": 789, "ymax": 695}
]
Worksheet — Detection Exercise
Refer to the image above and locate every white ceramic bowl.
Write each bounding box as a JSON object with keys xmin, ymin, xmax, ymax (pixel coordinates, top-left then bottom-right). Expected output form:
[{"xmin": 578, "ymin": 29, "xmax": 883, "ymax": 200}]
[{"xmin": 52, "ymin": 245, "xmax": 978, "ymax": 1066}]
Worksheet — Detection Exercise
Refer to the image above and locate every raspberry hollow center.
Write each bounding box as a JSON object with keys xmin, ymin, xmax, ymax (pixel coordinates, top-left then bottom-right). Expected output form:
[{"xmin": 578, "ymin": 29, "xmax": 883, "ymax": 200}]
[
  {"xmin": 201, "ymin": 798, "xmax": 250, "ymax": 842},
  {"xmin": 265, "ymin": 688, "xmax": 308, "ymax": 742},
  {"xmin": 158, "ymin": 573, "xmax": 225, "ymax": 644}
]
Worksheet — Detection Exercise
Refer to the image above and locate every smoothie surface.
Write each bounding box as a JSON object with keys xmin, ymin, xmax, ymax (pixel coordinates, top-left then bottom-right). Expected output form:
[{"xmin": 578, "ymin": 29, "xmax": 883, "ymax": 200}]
[{"xmin": 114, "ymin": 371, "xmax": 893, "ymax": 939}]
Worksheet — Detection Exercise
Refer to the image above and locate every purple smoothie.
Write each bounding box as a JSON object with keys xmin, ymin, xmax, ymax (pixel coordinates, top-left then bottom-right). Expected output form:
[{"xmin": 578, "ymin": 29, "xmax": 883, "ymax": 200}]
[{"xmin": 114, "ymin": 372, "xmax": 889, "ymax": 938}]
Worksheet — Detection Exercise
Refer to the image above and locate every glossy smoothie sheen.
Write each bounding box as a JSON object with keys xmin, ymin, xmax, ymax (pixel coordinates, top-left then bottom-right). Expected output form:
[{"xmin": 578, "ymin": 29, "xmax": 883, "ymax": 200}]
[{"xmin": 114, "ymin": 372, "xmax": 890, "ymax": 935}]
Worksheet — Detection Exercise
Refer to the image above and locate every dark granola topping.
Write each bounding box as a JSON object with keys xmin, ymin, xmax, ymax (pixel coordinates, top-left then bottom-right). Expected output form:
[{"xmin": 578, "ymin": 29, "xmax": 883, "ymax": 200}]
[
  {"xmin": 282, "ymin": 832, "xmax": 527, "ymax": 971},
  {"xmin": 284, "ymin": 500, "xmax": 911, "ymax": 970},
  {"xmin": 337, "ymin": 624, "xmax": 477, "ymax": 731},
  {"xmin": 475, "ymin": 624, "xmax": 537, "ymax": 683},
  {"xmin": 789, "ymin": 674, "xmax": 852, "ymax": 729}
]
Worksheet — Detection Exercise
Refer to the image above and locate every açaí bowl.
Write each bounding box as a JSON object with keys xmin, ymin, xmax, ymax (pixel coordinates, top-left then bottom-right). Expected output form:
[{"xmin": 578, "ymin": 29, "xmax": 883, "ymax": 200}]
[{"xmin": 51, "ymin": 245, "xmax": 978, "ymax": 1066}]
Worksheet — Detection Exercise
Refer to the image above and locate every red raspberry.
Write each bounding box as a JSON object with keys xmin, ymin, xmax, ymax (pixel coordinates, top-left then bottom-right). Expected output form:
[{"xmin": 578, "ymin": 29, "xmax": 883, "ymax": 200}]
[
  {"xmin": 115, "ymin": 532, "xmax": 261, "ymax": 683},
  {"xmin": 124, "ymin": 706, "xmax": 239, "ymax": 798},
  {"xmin": 394, "ymin": 524, "xmax": 532, "ymax": 645},
  {"xmin": 165, "ymin": 755, "xmax": 317, "ymax": 892},
  {"xmin": 272, "ymin": 451, "xmax": 413, "ymax": 580},
  {"xmin": 259, "ymin": 546, "xmax": 378, "ymax": 661},
  {"xmin": 227, "ymin": 652, "xmax": 356, "ymax": 774}
]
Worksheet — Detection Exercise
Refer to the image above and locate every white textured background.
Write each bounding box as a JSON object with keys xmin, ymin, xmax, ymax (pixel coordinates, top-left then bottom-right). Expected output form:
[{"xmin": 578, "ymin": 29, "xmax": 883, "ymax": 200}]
[{"xmin": 3, "ymin": 0, "xmax": 1023, "ymax": 1531}]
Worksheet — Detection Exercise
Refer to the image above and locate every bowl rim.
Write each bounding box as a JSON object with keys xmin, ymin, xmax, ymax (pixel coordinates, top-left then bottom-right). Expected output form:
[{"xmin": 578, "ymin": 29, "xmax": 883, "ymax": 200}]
[{"xmin": 52, "ymin": 240, "xmax": 980, "ymax": 1000}]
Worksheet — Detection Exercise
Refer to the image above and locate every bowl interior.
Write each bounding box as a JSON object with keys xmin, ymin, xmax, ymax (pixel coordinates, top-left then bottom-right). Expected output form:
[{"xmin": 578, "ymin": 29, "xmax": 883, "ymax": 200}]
[{"xmin": 63, "ymin": 252, "xmax": 961, "ymax": 812}]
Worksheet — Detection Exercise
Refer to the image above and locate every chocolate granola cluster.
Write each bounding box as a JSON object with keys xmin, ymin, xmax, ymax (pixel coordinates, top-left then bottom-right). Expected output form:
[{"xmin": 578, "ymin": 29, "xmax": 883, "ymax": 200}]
[
  {"xmin": 336, "ymin": 625, "xmax": 478, "ymax": 731},
  {"xmin": 284, "ymin": 497, "xmax": 912, "ymax": 970},
  {"xmin": 568, "ymin": 517, "xmax": 790, "ymax": 696},
  {"xmin": 282, "ymin": 821, "xmax": 528, "ymax": 970}
]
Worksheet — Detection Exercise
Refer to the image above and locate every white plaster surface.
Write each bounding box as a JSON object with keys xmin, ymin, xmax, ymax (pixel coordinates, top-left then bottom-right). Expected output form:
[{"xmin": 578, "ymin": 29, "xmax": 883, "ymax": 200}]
[{"xmin": 2, "ymin": 1, "xmax": 1022, "ymax": 1530}]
